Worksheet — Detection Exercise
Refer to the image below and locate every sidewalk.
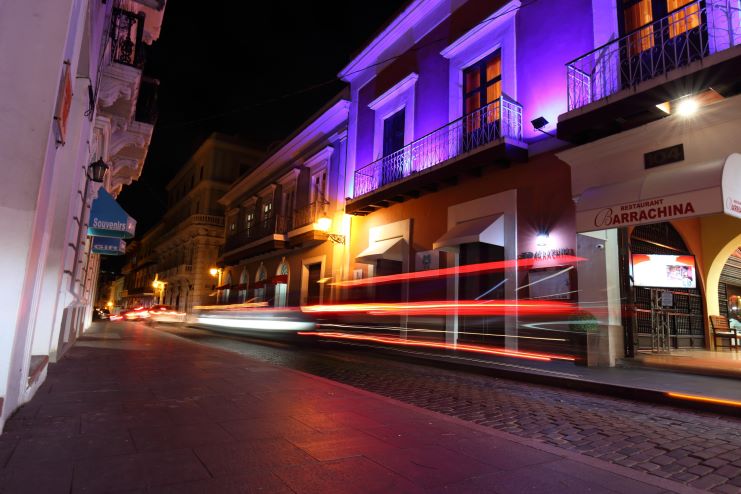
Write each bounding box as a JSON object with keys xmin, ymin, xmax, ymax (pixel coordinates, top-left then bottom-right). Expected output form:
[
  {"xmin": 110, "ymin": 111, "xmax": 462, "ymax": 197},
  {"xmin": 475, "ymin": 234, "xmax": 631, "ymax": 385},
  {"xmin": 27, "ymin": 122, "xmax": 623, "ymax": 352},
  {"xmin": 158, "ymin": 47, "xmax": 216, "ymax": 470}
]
[{"xmin": 0, "ymin": 322, "xmax": 707, "ymax": 493}]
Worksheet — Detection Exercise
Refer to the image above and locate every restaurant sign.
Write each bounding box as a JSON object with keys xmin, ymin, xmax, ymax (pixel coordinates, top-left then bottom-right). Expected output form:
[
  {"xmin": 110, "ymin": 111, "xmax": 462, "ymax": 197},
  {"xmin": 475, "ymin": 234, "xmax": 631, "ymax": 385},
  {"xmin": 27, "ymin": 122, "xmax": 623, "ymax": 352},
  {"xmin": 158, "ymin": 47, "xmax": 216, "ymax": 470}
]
[{"xmin": 578, "ymin": 188, "xmax": 720, "ymax": 232}]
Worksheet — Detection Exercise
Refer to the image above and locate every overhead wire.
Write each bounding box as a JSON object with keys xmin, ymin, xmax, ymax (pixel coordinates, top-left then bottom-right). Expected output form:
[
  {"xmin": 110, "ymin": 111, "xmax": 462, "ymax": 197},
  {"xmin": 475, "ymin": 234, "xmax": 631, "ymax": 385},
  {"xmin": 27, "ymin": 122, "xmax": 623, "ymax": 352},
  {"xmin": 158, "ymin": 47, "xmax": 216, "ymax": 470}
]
[{"xmin": 156, "ymin": 0, "xmax": 538, "ymax": 130}]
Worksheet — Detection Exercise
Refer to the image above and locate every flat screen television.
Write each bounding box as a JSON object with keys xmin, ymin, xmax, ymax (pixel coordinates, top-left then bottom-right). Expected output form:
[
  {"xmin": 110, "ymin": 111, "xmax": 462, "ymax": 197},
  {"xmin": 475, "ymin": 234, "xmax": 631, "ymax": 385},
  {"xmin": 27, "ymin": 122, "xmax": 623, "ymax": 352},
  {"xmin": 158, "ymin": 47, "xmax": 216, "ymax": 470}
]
[{"xmin": 631, "ymin": 254, "xmax": 697, "ymax": 289}]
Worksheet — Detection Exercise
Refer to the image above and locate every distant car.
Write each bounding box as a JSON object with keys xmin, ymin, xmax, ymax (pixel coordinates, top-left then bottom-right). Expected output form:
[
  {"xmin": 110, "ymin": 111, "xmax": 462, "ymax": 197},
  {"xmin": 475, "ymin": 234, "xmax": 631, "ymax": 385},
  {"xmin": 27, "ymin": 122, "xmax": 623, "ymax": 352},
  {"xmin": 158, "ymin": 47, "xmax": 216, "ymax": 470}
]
[
  {"xmin": 93, "ymin": 308, "xmax": 110, "ymax": 320},
  {"xmin": 118, "ymin": 306, "xmax": 151, "ymax": 321},
  {"xmin": 148, "ymin": 305, "xmax": 186, "ymax": 323}
]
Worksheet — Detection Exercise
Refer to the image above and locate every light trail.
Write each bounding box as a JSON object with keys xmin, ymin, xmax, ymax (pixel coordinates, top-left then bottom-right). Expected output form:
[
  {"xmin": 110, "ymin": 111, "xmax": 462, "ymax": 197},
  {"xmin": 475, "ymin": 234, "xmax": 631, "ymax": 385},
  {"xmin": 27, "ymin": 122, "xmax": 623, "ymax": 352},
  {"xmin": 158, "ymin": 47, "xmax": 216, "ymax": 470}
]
[
  {"xmin": 302, "ymin": 300, "xmax": 578, "ymax": 316},
  {"xmin": 297, "ymin": 331, "xmax": 576, "ymax": 362},
  {"xmin": 329, "ymin": 255, "xmax": 585, "ymax": 287},
  {"xmin": 666, "ymin": 392, "xmax": 741, "ymax": 408},
  {"xmin": 318, "ymin": 323, "xmax": 567, "ymax": 342}
]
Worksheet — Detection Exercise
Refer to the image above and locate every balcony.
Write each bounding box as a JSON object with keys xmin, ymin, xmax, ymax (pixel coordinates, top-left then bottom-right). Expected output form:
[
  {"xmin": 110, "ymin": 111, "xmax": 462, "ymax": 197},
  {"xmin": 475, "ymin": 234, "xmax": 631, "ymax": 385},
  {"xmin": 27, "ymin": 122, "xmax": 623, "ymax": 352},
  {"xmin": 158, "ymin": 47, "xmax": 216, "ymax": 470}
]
[
  {"xmin": 111, "ymin": 8, "xmax": 146, "ymax": 68},
  {"xmin": 560, "ymin": 0, "xmax": 741, "ymax": 142},
  {"xmin": 220, "ymin": 215, "xmax": 288, "ymax": 263},
  {"xmin": 287, "ymin": 201, "xmax": 330, "ymax": 246},
  {"xmin": 347, "ymin": 96, "xmax": 526, "ymax": 215}
]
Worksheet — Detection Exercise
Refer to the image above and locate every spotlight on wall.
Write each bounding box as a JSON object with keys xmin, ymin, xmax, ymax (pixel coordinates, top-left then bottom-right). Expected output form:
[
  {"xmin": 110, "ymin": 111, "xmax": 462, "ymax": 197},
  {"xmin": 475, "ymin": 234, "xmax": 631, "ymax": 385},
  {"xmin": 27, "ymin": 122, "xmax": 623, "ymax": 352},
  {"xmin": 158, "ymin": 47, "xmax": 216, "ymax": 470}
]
[
  {"xmin": 675, "ymin": 97, "xmax": 699, "ymax": 117},
  {"xmin": 531, "ymin": 116, "xmax": 555, "ymax": 137},
  {"xmin": 536, "ymin": 232, "xmax": 549, "ymax": 248}
]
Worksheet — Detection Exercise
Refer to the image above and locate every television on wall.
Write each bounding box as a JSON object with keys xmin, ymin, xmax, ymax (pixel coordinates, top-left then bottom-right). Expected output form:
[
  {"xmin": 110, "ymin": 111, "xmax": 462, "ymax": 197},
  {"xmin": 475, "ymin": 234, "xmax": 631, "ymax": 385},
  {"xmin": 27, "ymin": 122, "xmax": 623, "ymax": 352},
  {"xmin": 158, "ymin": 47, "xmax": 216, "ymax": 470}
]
[{"xmin": 631, "ymin": 254, "xmax": 697, "ymax": 289}]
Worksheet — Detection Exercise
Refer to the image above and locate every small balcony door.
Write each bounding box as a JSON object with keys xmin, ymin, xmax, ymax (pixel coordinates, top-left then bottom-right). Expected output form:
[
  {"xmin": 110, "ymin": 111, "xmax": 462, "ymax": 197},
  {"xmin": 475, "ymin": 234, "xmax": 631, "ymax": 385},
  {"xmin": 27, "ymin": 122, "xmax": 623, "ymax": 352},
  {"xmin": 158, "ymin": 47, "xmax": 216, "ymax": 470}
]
[
  {"xmin": 619, "ymin": 0, "xmax": 706, "ymax": 88},
  {"xmin": 462, "ymin": 50, "xmax": 501, "ymax": 152},
  {"xmin": 381, "ymin": 109, "xmax": 405, "ymax": 186}
]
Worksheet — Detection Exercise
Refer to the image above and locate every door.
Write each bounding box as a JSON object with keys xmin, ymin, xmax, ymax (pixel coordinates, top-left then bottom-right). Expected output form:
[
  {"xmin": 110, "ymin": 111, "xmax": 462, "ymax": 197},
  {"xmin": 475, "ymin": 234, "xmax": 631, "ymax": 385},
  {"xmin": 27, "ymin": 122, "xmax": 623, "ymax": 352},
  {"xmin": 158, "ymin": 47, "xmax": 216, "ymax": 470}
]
[
  {"xmin": 381, "ymin": 109, "xmax": 405, "ymax": 186},
  {"xmin": 306, "ymin": 263, "xmax": 322, "ymax": 305},
  {"xmin": 619, "ymin": 0, "xmax": 706, "ymax": 89},
  {"xmin": 457, "ymin": 242, "xmax": 505, "ymax": 345},
  {"xmin": 462, "ymin": 50, "xmax": 501, "ymax": 152}
]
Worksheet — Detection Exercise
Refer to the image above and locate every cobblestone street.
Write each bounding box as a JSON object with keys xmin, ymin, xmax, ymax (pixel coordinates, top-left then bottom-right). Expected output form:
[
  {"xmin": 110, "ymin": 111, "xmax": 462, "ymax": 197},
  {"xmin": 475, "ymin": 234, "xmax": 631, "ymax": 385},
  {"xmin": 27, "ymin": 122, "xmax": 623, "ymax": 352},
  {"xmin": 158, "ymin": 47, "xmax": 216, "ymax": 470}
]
[{"xmin": 160, "ymin": 325, "xmax": 741, "ymax": 493}]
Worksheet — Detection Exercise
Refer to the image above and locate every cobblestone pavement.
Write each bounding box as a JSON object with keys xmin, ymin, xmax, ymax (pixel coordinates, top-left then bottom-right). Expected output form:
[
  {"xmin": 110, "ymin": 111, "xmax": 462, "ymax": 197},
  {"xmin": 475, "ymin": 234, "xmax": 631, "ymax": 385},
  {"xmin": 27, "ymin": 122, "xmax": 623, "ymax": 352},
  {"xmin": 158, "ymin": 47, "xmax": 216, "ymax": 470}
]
[{"xmin": 159, "ymin": 325, "xmax": 741, "ymax": 493}]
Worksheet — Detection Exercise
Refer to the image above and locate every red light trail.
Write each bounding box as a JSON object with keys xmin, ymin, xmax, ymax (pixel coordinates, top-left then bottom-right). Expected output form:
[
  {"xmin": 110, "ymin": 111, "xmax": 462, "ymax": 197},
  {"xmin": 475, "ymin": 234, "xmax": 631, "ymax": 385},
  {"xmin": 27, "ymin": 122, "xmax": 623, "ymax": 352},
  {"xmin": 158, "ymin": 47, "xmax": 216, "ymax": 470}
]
[{"xmin": 298, "ymin": 331, "xmax": 576, "ymax": 362}]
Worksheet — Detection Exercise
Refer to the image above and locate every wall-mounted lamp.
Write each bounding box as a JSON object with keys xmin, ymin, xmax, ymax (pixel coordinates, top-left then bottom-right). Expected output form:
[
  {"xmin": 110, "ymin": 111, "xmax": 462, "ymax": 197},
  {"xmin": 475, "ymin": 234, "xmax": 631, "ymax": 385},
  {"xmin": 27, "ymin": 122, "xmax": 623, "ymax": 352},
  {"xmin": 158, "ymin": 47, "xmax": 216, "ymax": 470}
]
[
  {"xmin": 531, "ymin": 116, "xmax": 556, "ymax": 138},
  {"xmin": 675, "ymin": 96, "xmax": 699, "ymax": 117},
  {"xmin": 536, "ymin": 232, "xmax": 550, "ymax": 248},
  {"xmin": 315, "ymin": 215, "xmax": 332, "ymax": 233},
  {"xmin": 87, "ymin": 158, "xmax": 109, "ymax": 183}
]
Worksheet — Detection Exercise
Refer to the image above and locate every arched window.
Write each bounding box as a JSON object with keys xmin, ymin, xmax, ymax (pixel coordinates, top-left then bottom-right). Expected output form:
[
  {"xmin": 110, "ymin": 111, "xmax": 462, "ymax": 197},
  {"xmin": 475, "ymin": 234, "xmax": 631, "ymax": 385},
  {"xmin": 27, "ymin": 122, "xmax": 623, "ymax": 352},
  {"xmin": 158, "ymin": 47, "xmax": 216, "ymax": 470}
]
[
  {"xmin": 239, "ymin": 268, "xmax": 249, "ymax": 303},
  {"xmin": 275, "ymin": 259, "xmax": 289, "ymax": 307},
  {"xmin": 254, "ymin": 265, "xmax": 267, "ymax": 302}
]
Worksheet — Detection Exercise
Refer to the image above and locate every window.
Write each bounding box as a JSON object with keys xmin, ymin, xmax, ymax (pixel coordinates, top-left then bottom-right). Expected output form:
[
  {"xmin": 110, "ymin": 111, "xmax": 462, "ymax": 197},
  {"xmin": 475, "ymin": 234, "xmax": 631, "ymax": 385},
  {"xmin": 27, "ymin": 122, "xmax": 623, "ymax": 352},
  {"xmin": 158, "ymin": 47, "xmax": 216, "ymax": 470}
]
[
  {"xmin": 227, "ymin": 212, "xmax": 237, "ymax": 235},
  {"xmin": 667, "ymin": 0, "xmax": 699, "ymax": 38},
  {"xmin": 310, "ymin": 169, "xmax": 327, "ymax": 205},
  {"xmin": 283, "ymin": 188, "xmax": 295, "ymax": 224},
  {"xmin": 382, "ymin": 110, "xmax": 405, "ymax": 158},
  {"xmin": 262, "ymin": 201, "xmax": 273, "ymax": 229},
  {"xmin": 245, "ymin": 209, "xmax": 255, "ymax": 236},
  {"xmin": 623, "ymin": 0, "xmax": 654, "ymax": 55},
  {"xmin": 199, "ymin": 166, "xmax": 204, "ymax": 181},
  {"xmin": 463, "ymin": 50, "xmax": 501, "ymax": 122}
]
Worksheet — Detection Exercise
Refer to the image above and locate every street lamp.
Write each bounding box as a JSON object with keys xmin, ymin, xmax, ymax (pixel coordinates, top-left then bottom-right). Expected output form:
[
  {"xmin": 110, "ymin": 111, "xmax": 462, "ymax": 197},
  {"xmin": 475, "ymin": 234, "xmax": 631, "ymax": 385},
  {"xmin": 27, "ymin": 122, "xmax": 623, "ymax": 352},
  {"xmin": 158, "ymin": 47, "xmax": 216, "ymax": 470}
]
[
  {"xmin": 152, "ymin": 278, "xmax": 166, "ymax": 305},
  {"xmin": 70, "ymin": 159, "xmax": 110, "ymax": 291},
  {"xmin": 209, "ymin": 267, "xmax": 223, "ymax": 302},
  {"xmin": 315, "ymin": 214, "xmax": 345, "ymax": 244}
]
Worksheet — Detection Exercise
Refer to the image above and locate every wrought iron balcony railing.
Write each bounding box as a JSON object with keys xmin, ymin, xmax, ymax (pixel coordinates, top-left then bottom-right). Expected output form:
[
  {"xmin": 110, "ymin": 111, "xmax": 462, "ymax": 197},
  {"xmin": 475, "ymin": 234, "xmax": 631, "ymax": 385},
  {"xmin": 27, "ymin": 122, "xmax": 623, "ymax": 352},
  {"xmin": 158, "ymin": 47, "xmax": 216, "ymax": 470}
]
[
  {"xmin": 567, "ymin": 1, "xmax": 741, "ymax": 111},
  {"xmin": 222, "ymin": 215, "xmax": 288, "ymax": 254},
  {"xmin": 291, "ymin": 201, "xmax": 329, "ymax": 230},
  {"xmin": 110, "ymin": 8, "xmax": 145, "ymax": 68},
  {"xmin": 353, "ymin": 96, "xmax": 523, "ymax": 198}
]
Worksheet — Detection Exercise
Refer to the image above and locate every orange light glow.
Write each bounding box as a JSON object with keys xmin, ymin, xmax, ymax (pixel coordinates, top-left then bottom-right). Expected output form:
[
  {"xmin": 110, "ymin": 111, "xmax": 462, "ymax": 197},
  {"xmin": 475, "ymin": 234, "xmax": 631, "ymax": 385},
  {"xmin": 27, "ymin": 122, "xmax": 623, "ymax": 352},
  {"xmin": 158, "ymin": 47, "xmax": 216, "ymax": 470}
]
[
  {"xmin": 330, "ymin": 255, "xmax": 584, "ymax": 288},
  {"xmin": 302, "ymin": 300, "xmax": 579, "ymax": 317},
  {"xmin": 298, "ymin": 331, "xmax": 575, "ymax": 362},
  {"xmin": 666, "ymin": 392, "xmax": 741, "ymax": 408}
]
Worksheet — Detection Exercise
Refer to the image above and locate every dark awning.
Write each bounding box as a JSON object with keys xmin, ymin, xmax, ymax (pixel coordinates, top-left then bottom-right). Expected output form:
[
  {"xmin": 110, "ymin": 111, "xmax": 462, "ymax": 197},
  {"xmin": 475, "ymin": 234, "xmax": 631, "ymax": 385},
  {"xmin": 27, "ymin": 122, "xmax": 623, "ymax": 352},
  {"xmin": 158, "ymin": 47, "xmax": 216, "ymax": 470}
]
[
  {"xmin": 88, "ymin": 188, "xmax": 136, "ymax": 239},
  {"xmin": 91, "ymin": 236, "xmax": 126, "ymax": 255}
]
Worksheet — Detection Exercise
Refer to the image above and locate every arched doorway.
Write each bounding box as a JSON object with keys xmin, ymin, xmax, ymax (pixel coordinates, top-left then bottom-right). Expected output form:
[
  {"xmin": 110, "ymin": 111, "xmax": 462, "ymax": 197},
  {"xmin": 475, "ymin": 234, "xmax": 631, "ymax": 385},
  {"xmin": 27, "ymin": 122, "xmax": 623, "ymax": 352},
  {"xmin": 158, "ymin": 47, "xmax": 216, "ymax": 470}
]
[
  {"xmin": 254, "ymin": 265, "xmax": 267, "ymax": 302},
  {"xmin": 238, "ymin": 268, "xmax": 249, "ymax": 303},
  {"xmin": 274, "ymin": 259, "xmax": 289, "ymax": 307},
  {"xmin": 630, "ymin": 222, "xmax": 705, "ymax": 351},
  {"xmin": 221, "ymin": 272, "xmax": 232, "ymax": 305}
]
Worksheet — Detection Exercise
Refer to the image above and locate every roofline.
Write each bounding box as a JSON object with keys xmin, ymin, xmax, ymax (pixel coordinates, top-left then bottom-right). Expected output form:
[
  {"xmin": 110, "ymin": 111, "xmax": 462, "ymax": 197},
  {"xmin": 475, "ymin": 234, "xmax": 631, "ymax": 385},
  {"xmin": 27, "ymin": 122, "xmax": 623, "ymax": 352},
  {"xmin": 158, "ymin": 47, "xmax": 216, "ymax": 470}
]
[{"xmin": 220, "ymin": 94, "xmax": 350, "ymax": 206}]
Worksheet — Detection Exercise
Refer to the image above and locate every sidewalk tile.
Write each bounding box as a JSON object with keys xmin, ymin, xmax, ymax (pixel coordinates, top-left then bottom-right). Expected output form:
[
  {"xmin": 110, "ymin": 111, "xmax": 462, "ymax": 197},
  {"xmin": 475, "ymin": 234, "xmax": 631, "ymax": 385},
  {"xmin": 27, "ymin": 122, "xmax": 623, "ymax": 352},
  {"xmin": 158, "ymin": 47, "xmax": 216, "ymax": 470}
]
[
  {"xmin": 194, "ymin": 438, "xmax": 317, "ymax": 477},
  {"xmin": 275, "ymin": 456, "xmax": 425, "ymax": 494},
  {"xmin": 7, "ymin": 431, "xmax": 135, "ymax": 465},
  {"xmin": 219, "ymin": 415, "xmax": 317, "ymax": 441},
  {"xmin": 288, "ymin": 429, "xmax": 398, "ymax": 461},
  {"xmin": 0, "ymin": 459, "xmax": 72, "ymax": 494},
  {"xmin": 364, "ymin": 444, "xmax": 495, "ymax": 488},
  {"xmin": 153, "ymin": 472, "xmax": 294, "ymax": 493},
  {"xmin": 71, "ymin": 448, "xmax": 210, "ymax": 492},
  {"xmin": 129, "ymin": 422, "xmax": 234, "ymax": 452}
]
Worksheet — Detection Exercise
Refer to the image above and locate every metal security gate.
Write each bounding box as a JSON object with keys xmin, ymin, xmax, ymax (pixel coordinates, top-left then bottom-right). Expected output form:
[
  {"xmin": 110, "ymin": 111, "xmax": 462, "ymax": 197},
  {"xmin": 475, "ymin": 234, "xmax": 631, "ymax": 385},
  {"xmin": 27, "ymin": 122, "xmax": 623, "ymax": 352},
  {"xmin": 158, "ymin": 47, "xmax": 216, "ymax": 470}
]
[{"xmin": 630, "ymin": 223, "xmax": 705, "ymax": 351}]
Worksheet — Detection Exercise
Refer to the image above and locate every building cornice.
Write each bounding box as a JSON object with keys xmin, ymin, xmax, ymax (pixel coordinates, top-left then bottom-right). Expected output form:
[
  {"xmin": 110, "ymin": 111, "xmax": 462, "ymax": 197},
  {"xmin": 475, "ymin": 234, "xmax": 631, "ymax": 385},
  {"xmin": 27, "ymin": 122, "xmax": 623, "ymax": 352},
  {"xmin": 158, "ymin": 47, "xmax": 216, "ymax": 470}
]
[
  {"xmin": 338, "ymin": 0, "xmax": 453, "ymax": 83},
  {"xmin": 220, "ymin": 99, "xmax": 350, "ymax": 207}
]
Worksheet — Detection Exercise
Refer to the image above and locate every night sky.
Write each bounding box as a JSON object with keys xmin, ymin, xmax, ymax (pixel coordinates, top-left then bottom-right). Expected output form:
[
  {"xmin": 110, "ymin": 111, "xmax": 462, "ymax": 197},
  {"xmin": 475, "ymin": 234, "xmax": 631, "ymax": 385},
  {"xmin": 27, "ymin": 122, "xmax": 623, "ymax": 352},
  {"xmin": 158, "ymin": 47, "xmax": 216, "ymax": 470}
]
[{"xmin": 117, "ymin": 1, "xmax": 407, "ymax": 235}]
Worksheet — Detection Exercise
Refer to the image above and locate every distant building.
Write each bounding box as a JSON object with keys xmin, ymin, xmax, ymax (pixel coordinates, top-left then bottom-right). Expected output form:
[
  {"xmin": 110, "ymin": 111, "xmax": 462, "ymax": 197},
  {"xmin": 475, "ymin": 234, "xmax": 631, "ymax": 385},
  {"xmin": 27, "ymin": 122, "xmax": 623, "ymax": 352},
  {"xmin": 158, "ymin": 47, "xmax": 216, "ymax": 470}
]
[
  {"xmin": 122, "ymin": 133, "xmax": 264, "ymax": 313},
  {"xmin": 217, "ymin": 91, "xmax": 350, "ymax": 307},
  {"xmin": 0, "ymin": 0, "xmax": 166, "ymax": 431}
]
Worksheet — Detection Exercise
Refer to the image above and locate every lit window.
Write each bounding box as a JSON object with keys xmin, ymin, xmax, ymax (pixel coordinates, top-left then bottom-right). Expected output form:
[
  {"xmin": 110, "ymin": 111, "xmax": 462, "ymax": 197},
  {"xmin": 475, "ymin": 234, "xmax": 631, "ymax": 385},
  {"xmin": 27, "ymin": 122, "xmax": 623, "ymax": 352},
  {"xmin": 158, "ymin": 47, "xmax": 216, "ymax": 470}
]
[
  {"xmin": 623, "ymin": 0, "xmax": 654, "ymax": 56},
  {"xmin": 667, "ymin": 0, "xmax": 700, "ymax": 38}
]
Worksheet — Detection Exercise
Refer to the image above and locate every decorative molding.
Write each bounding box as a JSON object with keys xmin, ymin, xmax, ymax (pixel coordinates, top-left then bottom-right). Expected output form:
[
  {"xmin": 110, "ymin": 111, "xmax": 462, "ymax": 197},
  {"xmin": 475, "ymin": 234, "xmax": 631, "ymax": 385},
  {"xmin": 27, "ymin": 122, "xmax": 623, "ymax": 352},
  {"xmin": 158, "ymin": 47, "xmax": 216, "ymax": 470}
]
[
  {"xmin": 276, "ymin": 168, "xmax": 301, "ymax": 186},
  {"xmin": 304, "ymin": 146, "xmax": 335, "ymax": 171},
  {"xmin": 368, "ymin": 73, "xmax": 419, "ymax": 110},
  {"xmin": 440, "ymin": 1, "xmax": 520, "ymax": 59}
]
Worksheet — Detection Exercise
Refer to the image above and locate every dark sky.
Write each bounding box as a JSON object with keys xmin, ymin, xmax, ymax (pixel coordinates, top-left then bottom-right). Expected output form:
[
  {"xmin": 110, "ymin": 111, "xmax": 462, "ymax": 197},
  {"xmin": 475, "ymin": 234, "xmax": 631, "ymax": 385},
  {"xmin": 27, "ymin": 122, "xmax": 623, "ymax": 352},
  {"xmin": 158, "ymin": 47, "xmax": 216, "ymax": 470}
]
[{"xmin": 117, "ymin": 1, "xmax": 407, "ymax": 235}]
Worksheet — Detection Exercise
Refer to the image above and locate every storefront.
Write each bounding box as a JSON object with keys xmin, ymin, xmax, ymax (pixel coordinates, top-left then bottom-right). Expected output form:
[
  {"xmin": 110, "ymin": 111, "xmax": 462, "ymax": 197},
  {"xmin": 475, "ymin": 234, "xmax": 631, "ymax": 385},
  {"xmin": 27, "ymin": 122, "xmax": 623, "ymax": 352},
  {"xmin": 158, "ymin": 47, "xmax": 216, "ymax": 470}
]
[{"xmin": 559, "ymin": 94, "xmax": 741, "ymax": 364}]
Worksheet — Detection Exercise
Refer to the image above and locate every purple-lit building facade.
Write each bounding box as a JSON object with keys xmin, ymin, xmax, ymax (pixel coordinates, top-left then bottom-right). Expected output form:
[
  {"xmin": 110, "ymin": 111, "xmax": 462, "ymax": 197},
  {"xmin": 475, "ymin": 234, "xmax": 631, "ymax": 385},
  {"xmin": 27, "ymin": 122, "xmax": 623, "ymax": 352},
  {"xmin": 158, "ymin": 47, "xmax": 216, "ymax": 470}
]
[
  {"xmin": 340, "ymin": 0, "xmax": 590, "ymax": 359},
  {"xmin": 339, "ymin": 0, "xmax": 741, "ymax": 364}
]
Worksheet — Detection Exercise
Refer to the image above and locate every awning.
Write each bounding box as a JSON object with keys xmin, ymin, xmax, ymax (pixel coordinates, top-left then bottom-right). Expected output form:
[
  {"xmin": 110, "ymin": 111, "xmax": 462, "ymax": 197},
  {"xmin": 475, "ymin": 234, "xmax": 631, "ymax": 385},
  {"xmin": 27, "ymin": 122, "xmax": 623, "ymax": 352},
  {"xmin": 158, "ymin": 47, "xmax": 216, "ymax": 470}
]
[
  {"xmin": 87, "ymin": 188, "xmax": 136, "ymax": 239},
  {"xmin": 272, "ymin": 274, "xmax": 288, "ymax": 284},
  {"xmin": 576, "ymin": 154, "xmax": 741, "ymax": 233},
  {"xmin": 433, "ymin": 214, "xmax": 503, "ymax": 251},
  {"xmin": 91, "ymin": 236, "xmax": 126, "ymax": 255},
  {"xmin": 356, "ymin": 237, "xmax": 405, "ymax": 264}
]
